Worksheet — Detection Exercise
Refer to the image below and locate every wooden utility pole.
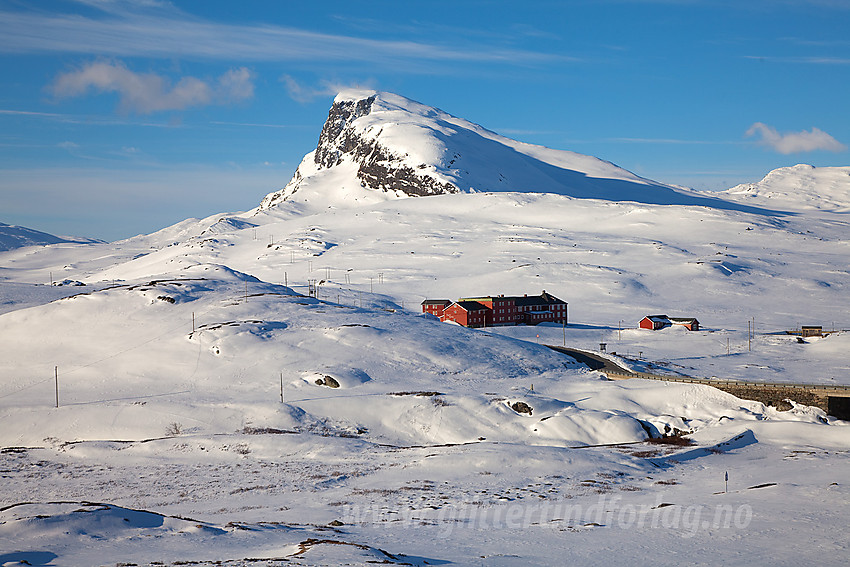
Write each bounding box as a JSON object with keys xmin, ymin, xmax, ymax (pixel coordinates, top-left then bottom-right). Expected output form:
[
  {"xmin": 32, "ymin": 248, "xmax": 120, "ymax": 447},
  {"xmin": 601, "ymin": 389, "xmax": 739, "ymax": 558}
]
[
  {"xmin": 54, "ymin": 366, "xmax": 59, "ymax": 408},
  {"xmin": 280, "ymin": 372, "xmax": 284, "ymax": 403}
]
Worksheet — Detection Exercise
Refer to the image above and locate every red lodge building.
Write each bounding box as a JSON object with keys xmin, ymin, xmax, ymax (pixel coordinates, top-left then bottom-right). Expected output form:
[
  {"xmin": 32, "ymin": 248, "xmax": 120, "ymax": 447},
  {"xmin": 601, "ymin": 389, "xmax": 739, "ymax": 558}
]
[{"xmin": 422, "ymin": 291, "xmax": 568, "ymax": 328}]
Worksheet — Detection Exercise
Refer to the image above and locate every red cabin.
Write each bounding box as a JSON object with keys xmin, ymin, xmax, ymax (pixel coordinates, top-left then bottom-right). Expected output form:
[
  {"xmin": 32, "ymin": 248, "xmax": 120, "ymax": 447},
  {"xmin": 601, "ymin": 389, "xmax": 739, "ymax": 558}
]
[{"xmin": 639, "ymin": 315, "xmax": 700, "ymax": 331}]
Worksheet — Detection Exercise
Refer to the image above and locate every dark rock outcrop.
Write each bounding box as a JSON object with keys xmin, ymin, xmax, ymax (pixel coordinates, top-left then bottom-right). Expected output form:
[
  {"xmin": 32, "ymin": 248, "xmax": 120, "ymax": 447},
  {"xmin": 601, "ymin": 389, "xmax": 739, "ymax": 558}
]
[{"xmin": 313, "ymin": 96, "xmax": 459, "ymax": 197}]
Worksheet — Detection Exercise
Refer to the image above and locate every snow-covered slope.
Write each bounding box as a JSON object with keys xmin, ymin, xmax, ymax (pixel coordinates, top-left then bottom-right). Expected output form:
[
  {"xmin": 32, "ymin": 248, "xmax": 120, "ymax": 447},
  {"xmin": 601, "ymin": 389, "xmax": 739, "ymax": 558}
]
[
  {"xmin": 721, "ymin": 163, "xmax": 850, "ymax": 213},
  {"xmin": 260, "ymin": 91, "xmax": 774, "ymax": 215},
  {"xmin": 0, "ymin": 221, "xmax": 97, "ymax": 251}
]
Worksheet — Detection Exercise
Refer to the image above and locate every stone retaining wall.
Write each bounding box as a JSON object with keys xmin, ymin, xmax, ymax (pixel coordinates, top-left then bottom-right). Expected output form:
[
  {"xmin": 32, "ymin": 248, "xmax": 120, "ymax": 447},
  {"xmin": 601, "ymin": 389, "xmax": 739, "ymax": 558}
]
[{"xmin": 603, "ymin": 370, "xmax": 849, "ymax": 417}]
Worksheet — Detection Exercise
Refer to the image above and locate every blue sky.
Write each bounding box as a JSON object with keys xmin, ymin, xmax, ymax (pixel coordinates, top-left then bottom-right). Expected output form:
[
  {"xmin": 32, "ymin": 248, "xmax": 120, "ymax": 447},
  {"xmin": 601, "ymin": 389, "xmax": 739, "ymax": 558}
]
[{"xmin": 1, "ymin": 0, "xmax": 848, "ymax": 241}]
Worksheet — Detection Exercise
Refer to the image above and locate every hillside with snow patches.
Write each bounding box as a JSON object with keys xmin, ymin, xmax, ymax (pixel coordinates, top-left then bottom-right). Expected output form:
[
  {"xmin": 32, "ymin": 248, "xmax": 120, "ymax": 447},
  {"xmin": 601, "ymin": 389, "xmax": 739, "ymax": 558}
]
[{"xmin": 1, "ymin": 91, "xmax": 849, "ymax": 566}]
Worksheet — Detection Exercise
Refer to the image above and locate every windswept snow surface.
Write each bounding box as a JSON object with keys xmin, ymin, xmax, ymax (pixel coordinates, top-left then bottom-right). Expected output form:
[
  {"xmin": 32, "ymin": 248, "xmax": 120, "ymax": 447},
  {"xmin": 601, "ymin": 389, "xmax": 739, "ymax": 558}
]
[
  {"xmin": 721, "ymin": 164, "xmax": 850, "ymax": 213},
  {"xmin": 2, "ymin": 95, "xmax": 850, "ymax": 564}
]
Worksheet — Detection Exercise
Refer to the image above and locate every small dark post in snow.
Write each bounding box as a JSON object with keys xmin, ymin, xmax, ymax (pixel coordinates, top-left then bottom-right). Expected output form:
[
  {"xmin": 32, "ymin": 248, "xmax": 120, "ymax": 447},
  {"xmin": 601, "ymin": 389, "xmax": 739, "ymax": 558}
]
[
  {"xmin": 725, "ymin": 471, "xmax": 729, "ymax": 493},
  {"xmin": 54, "ymin": 366, "xmax": 58, "ymax": 408},
  {"xmin": 192, "ymin": 312, "xmax": 195, "ymax": 334},
  {"xmin": 280, "ymin": 372, "xmax": 284, "ymax": 404}
]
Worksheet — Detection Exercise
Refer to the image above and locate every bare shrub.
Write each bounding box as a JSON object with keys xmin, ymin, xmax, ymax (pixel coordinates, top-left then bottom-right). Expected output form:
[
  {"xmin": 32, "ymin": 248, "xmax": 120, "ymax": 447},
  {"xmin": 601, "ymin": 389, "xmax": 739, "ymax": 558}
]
[{"xmin": 165, "ymin": 422, "xmax": 183, "ymax": 437}]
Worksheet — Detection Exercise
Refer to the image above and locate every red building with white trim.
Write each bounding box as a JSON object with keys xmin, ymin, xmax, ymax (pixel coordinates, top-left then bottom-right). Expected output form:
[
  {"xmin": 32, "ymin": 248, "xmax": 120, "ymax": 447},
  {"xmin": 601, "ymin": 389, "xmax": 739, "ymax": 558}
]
[
  {"xmin": 639, "ymin": 315, "xmax": 700, "ymax": 331},
  {"xmin": 441, "ymin": 301, "xmax": 489, "ymax": 328}
]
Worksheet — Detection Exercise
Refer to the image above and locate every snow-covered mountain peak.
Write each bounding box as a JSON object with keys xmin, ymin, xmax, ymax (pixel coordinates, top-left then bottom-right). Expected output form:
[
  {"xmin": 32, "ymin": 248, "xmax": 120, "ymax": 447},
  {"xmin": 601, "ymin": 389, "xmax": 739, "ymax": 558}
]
[
  {"xmin": 261, "ymin": 91, "xmax": 768, "ymax": 213},
  {"xmin": 722, "ymin": 164, "xmax": 850, "ymax": 213}
]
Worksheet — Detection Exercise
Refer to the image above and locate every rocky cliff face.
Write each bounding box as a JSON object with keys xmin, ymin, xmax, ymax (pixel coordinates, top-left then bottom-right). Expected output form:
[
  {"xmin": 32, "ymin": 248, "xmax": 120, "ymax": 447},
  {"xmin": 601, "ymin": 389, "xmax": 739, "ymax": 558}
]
[{"xmin": 314, "ymin": 95, "xmax": 459, "ymax": 197}]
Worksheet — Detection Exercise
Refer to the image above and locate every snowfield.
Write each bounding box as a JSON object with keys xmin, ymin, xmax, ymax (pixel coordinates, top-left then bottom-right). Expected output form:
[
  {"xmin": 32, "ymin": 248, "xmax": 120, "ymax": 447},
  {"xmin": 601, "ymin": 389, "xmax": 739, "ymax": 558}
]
[{"xmin": 1, "ymin": 91, "xmax": 849, "ymax": 566}]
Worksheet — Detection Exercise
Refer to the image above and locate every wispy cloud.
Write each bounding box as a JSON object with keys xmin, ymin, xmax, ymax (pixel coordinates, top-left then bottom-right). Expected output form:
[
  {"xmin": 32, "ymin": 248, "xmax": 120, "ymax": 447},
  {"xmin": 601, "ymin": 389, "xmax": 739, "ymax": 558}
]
[
  {"xmin": 281, "ymin": 76, "xmax": 377, "ymax": 104},
  {"xmin": 745, "ymin": 122, "xmax": 847, "ymax": 154},
  {"xmin": 280, "ymin": 76, "xmax": 340, "ymax": 104},
  {"xmin": 745, "ymin": 55, "xmax": 850, "ymax": 65},
  {"xmin": 0, "ymin": 109, "xmax": 64, "ymax": 117},
  {"xmin": 0, "ymin": 7, "xmax": 567, "ymax": 67},
  {"xmin": 210, "ymin": 121, "xmax": 299, "ymax": 129},
  {"xmin": 49, "ymin": 60, "xmax": 255, "ymax": 114},
  {"xmin": 607, "ymin": 137, "xmax": 743, "ymax": 145}
]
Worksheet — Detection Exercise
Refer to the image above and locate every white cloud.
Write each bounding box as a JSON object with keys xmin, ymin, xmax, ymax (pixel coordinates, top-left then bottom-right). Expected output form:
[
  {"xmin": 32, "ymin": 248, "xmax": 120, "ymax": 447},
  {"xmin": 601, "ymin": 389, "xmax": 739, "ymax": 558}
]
[
  {"xmin": 281, "ymin": 76, "xmax": 376, "ymax": 103},
  {"xmin": 49, "ymin": 61, "xmax": 254, "ymax": 114},
  {"xmin": 217, "ymin": 67, "xmax": 256, "ymax": 102},
  {"xmin": 745, "ymin": 122, "xmax": 847, "ymax": 154}
]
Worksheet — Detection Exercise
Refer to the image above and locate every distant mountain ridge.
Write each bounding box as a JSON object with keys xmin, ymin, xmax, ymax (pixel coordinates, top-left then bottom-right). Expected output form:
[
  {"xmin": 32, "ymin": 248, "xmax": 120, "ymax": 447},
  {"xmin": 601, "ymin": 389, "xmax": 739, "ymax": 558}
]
[
  {"xmin": 0, "ymin": 222, "xmax": 98, "ymax": 252},
  {"xmin": 722, "ymin": 164, "xmax": 850, "ymax": 213}
]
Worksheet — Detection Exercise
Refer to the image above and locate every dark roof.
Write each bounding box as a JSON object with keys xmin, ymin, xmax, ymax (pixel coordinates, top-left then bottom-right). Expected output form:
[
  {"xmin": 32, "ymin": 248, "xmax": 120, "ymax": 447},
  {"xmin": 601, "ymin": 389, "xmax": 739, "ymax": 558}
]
[
  {"xmin": 421, "ymin": 299, "xmax": 452, "ymax": 305},
  {"xmin": 453, "ymin": 301, "xmax": 489, "ymax": 312},
  {"xmin": 515, "ymin": 291, "xmax": 566, "ymax": 306}
]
